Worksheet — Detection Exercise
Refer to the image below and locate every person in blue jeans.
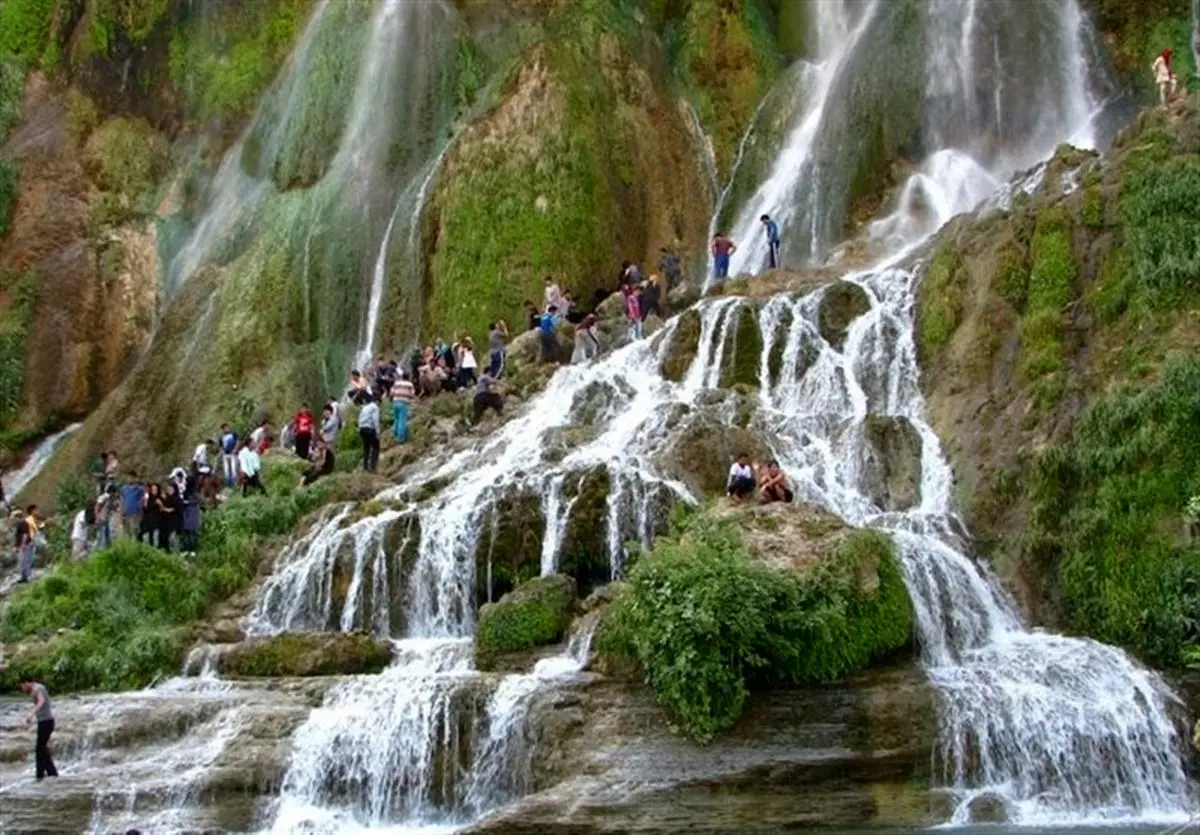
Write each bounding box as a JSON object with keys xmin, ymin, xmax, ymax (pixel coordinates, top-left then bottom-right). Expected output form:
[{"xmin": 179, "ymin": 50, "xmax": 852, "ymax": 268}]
[
  {"xmin": 711, "ymin": 232, "xmax": 736, "ymax": 281},
  {"xmin": 760, "ymin": 214, "xmax": 781, "ymax": 269}
]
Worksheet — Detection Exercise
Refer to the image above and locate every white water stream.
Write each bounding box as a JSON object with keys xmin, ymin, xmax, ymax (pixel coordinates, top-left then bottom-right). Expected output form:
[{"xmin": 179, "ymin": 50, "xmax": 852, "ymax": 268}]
[{"xmin": 1, "ymin": 422, "xmax": 82, "ymax": 501}]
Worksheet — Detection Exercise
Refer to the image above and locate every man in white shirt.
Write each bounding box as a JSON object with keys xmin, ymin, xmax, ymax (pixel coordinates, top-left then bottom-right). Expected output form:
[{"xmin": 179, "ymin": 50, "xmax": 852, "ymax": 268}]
[
  {"xmin": 726, "ymin": 453, "xmax": 757, "ymax": 501},
  {"xmin": 358, "ymin": 397, "xmax": 381, "ymax": 473},
  {"xmin": 193, "ymin": 439, "xmax": 214, "ymax": 470},
  {"xmin": 237, "ymin": 441, "xmax": 265, "ymax": 496}
]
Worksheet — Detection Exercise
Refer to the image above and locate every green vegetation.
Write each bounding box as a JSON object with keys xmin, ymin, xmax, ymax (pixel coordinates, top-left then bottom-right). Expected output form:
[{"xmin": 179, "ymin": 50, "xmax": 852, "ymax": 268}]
[
  {"xmin": 673, "ymin": 0, "xmax": 780, "ymax": 175},
  {"xmin": 81, "ymin": 0, "xmax": 172, "ymax": 57},
  {"xmin": 220, "ymin": 632, "xmax": 392, "ymax": 677},
  {"xmin": 0, "ymin": 269, "xmax": 37, "ymax": 427},
  {"xmin": 1119, "ymin": 153, "xmax": 1200, "ymax": 306},
  {"xmin": 170, "ymin": 0, "xmax": 316, "ymax": 123},
  {"xmin": 82, "ymin": 116, "xmax": 170, "ymax": 229},
  {"xmin": 1028, "ymin": 357, "xmax": 1200, "ymax": 668},
  {"xmin": 600, "ymin": 516, "xmax": 911, "ymax": 742},
  {"xmin": 1095, "ymin": 0, "xmax": 1195, "ymax": 99},
  {"xmin": 1018, "ymin": 207, "xmax": 1075, "ymax": 408},
  {"xmin": 0, "ymin": 0, "xmax": 54, "ymax": 61},
  {"xmin": 719, "ymin": 304, "xmax": 763, "ymax": 387},
  {"xmin": 475, "ymin": 574, "xmax": 575, "ymax": 670},
  {"xmin": 917, "ymin": 243, "xmax": 965, "ymax": 359},
  {"xmin": 0, "ymin": 469, "xmax": 334, "ymax": 693}
]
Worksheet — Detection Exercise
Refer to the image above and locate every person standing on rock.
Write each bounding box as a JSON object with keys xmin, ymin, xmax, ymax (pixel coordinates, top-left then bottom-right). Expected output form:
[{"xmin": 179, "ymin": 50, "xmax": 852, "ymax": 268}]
[
  {"xmin": 237, "ymin": 440, "xmax": 266, "ymax": 496},
  {"xmin": 390, "ymin": 372, "xmax": 416, "ymax": 443},
  {"xmin": 293, "ymin": 404, "xmax": 315, "ymax": 461},
  {"xmin": 538, "ymin": 306, "xmax": 561, "ymax": 363},
  {"xmin": 119, "ymin": 473, "xmax": 145, "ymax": 540},
  {"xmin": 1153, "ymin": 48, "xmax": 1177, "ymax": 105},
  {"xmin": 726, "ymin": 454, "xmax": 757, "ymax": 502},
  {"xmin": 760, "ymin": 214, "xmax": 781, "ymax": 270},
  {"xmin": 18, "ymin": 678, "xmax": 57, "ymax": 781},
  {"xmin": 624, "ymin": 286, "xmax": 643, "ymax": 341},
  {"xmin": 193, "ymin": 439, "xmax": 215, "ymax": 473},
  {"xmin": 358, "ymin": 396, "xmax": 381, "ymax": 473},
  {"xmin": 572, "ymin": 313, "xmax": 601, "ymax": 364},
  {"xmin": 544, "ymin": 277, "xmax": 563, "ymax": 312},
  {"xmin": 711, "ymin": 233, "xmax": 736, "ymax": 281},
  {"xmin": 219, "ymin": 424, "xmax": 239, "ymax": 487},
  {"xmin": 642, "ymin": 274, "xmax": 663, "ymax": 320},
  {"xmin": 488, "ymin": 319, "xmax": 509, "ymax": 378},
  {"xmin": 320, "ymin": 402, "xmax": 341, "ymax": 451},
  {"xmin": 15, "ymin": 505, "xmax": 38, "ymax": 583}
]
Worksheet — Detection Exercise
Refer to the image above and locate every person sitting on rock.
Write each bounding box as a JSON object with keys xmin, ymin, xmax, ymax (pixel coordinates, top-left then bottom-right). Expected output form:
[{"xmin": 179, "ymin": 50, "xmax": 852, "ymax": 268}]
[
  {"xmin": 473, "ymin": 370, "xmax": 505, "ymax": 424},
  {"xmin": 759, "ymin": 460, "xmax": 794, "ymax": 505},
  {"xmin": 726, "ymin": 453, "xmax": 757, "ymax": 501},
  {"xmin": 302, "ymin": 440, "xmax": 336, "ymax": 486}
]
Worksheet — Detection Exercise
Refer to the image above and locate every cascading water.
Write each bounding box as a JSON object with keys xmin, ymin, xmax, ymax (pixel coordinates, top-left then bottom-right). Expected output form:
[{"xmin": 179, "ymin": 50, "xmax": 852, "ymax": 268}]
[
  {"xmin": 714, "ymin": 0, "xmax": 1109, "ymax": 278},
  {"xmin": 0, "ymin": 422, "xmax": 82, "ymax": 501}
]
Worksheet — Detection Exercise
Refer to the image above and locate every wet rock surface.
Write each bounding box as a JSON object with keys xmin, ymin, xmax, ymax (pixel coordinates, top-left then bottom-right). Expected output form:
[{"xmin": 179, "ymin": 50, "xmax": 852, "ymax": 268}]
[
  {"xmin": 466, "ymin": 663, "xmax": 937, "ymax": 833},
  {"xmin": 860, "ymin": 414, "xmax": 923, "ymax": 512}
]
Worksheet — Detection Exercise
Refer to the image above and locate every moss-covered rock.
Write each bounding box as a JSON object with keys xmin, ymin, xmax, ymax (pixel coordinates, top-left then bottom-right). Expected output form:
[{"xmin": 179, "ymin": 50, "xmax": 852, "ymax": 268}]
[
  {"xmin": 718, "ymin": 302, "xmax": 763, "ymax": 388},
  {"xmin": 217, "ymin": 631, "xmax": 392, "ymax": 677},
  {"xmin": 818, "ymin": 280, "xmax": 871, "ymax": 350},
  {"xmin": 661, "ymin": 308, "xmax": 702, "ymax": 382},
  {"xmin": 475, "ymin": 573, "xmax": 576, "ymax": 671},
  {"xmin": 654, "ymin": 409, "xmax": 768, "ymax": 498},
  {"xmin": 559, "ymin": 466, "xmax": 613, "ymax": 596},
  {"xmin": 478, "ymin": 485, "xmax": 546, "ymax": 606}
]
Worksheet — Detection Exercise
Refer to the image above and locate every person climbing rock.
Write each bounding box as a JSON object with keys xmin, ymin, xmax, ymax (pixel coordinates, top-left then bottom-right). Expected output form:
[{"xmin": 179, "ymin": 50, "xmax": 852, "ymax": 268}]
[
  {"xmin": 659, "ymin": 247, "xmax": 683, "ymax": 290},
  {"xmin": 726, "ymin": 454, "xmax": 757, "ymax": 501},
  {"xmin": 572, "ymin": 313, "xmax": 601, "ymax": 364},
  {"xmin": 1153, "ymin": 48, "xmax": 1177, "ymax": 105},
  {"xmin": 18, "ymin": 678, "xmax": 57, "ymax": 781},
  {"xmin": 711, "ymin": 233, "xmax": 736, "ymax": 281},
  {"xmin": 238, "ymin": 440, "xmax": 266, "ymax": 496},
  {"xmin": 760, "ymin": 214, "xmax": 781, "ymax": 270},
  {"xmin": 219, "ymin": 424, "xmax": 239, "ymax": 487},
  {"xmin": 488, "ymin": 320, "xmax": 509, "ymax": 377},
  {"xmin": 358, "ymin": 396, "xmax": 381, "ymax": 473},
  {"xmin": 473, "ymin": 370, "xmax": 504, "ymax": 424},
  {"xmin": 539, "ymin": 306, "xmax": 560, "ymax": 363},
  {"xmin": 390, "ymin": 372, "xmax": 415, "ymax": 443},
  {"xmin": 759, "ymin": 460, "xmax": 794, "ymax": 504},
  {"xmin": 320, "ymin": 402, "xmax": 341, "ymax": 450},
  {"xmin": 302, "ymin": 440, "xmax": 336, "ymax": 486},
  {"xmin": 293, "ymin": 404, "xmax": 315, "ymax": 461},
  {"xmin": 624, "ymin": 286, "xmax": 643, "ymax": 341}
]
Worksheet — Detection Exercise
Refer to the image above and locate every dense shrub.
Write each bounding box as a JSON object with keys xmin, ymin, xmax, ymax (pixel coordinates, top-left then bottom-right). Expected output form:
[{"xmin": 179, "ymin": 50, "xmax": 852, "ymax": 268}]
[
  {"xmin": 1120, "ymin": 154, "xmax": 1200, "ymax": 306},
  {"xmin": 476, "ymin": 575, "xmax": 575, "ymax": 670},
  {"xmin": 1029, "ymin": 357, "xmax": 1200, "ymax": 667},
  {"xmin": 600, "ymin": 517, "xmax": 911, "ymax": 742},
  {"xmin": 0, "ymin": 0, "xmax": 54, "ymax": 60}
]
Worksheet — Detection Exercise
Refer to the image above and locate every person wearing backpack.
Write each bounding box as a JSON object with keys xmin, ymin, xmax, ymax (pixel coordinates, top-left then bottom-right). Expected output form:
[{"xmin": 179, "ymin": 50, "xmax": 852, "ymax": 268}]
[
  {"xmin": 219, "ymin": 424, "xmax": 239, "ymax": 486},
  {"xmin": 293, "ymin": 404, "xmax": 315, "ymax": 461}
]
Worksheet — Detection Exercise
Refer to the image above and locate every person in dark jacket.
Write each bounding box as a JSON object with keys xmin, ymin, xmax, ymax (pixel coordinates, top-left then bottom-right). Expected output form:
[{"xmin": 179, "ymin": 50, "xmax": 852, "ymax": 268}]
[{"xmin": 642, "ymin": 274, "xmax": 663, "ymax": 319}]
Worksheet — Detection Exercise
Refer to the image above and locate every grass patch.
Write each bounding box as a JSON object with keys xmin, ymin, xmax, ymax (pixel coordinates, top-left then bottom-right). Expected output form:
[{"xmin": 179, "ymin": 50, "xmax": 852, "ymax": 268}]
[
  {"xmin": 599, "ymin": 516, "xmax": 910, "ymax": 742},
  {"xmin": 0, "ymin": 0, "xmax": 54, "ymax": 61},
  {"xmin": 0, "ymin": 468, "xmax": 335, "ymax": 692},
  {"xmin": 917, "ymin": 243, "xmax": 965, "ymax": 360},
  {"xmin": 1120, "ymin": 153, "xmax": 1200, "ymax": 307},
  {"xmin": 1018, "ymin": 207, "xmax": 1075, "ymax": 408},
  {"xmin": 1028, "ymin": 357, "xmax": 1200, "ymax": 668}
]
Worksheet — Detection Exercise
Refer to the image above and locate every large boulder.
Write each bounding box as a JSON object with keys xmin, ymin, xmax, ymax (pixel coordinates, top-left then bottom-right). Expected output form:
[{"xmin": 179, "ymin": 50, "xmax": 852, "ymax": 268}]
[
  {"xmin": 558, "ymin": 467, "xmax": 614, "ymax": 597},
  {"xmin": 476, "ymin": 486, "xmax": 546, "ymax": 606},
  {"xmin": 860, "ymin": 415, "xmax": 923, "ymax": 512},
  {"xmin": 661, "ymin": 308, "xmax": 702, "ymax": 381},
  {"xmin": 216, "ymin": 632, "xmax": 392, "ymax": 678},
  {"xmin": 653, "ymin": 409, "xmax": 767, "ymax": 497},
  {"xmin": 476, "ymin": 574, "xmax": 576, "ymax": 671},
  {"xmin": 818, "ymin": 280, "xmax": 871, "ymax": 349}
]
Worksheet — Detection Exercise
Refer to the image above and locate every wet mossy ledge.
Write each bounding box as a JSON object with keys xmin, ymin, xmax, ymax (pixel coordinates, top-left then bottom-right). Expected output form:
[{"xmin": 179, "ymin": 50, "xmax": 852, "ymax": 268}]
[
  {"xmin": 219, "ymin": 632, "xmax": 392, "ymax": 678},
  {"xmin": 913, "ymin": 101, "xmax": 1200, "ymax": 664},
  {"xmin": 476, "ymin": 574, "xmax": 576, "ymax": 671},
  {"xmin": 597, "ymin": 506, "xmax": 913, "ymax": 742}
]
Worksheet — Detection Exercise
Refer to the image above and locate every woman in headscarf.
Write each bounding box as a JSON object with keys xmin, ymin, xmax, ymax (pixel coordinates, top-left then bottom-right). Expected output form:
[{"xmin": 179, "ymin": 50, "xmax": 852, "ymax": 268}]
[{"xmin": 1152, "ymin": 48, "xmax": 1177, "ymax": 105}]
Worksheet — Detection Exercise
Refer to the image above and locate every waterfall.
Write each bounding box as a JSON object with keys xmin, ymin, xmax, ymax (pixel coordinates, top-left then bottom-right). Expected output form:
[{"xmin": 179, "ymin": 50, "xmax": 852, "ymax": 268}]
[
  {"xmin": 714, "ymin": 0, "xmax": 1108, "ymax": 278},
  {"xmin": 1, "ymin": 423, "xmax": 81, "ymax": 501}
]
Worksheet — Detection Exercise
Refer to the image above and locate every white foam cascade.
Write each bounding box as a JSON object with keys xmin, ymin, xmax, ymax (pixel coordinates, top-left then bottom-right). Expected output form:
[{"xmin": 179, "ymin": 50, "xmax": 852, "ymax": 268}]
[{"xmin": 1, "ymin": 422, "xmax": 82, "ymax": 501}]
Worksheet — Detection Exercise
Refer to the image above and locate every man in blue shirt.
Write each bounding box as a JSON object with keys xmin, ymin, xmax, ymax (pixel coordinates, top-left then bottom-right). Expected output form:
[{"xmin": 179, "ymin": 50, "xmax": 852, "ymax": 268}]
[
  {"xmin": 119, "ymin": 474, "xmax": 145, "ymax": 540},
  {"xmin": 538, "ymin": 306, "xmax": 560, "ymax": 364},
  {"xmin": 760, "ymin": 213, "xmax": 781, "ymax": 270}
]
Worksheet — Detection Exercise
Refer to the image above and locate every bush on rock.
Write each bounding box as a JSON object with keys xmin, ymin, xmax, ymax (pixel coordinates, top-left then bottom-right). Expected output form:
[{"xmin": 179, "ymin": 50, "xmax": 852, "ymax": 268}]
[{"xmin": 599, "ymin": 514, "xmax": 911, "ymax": 743}]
